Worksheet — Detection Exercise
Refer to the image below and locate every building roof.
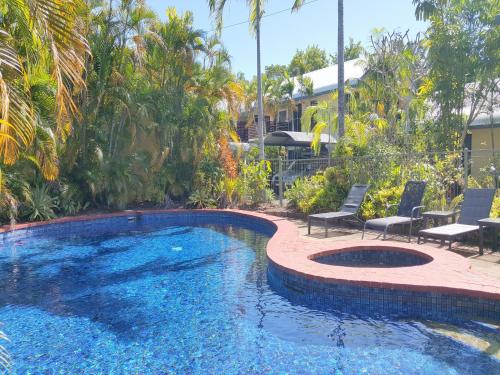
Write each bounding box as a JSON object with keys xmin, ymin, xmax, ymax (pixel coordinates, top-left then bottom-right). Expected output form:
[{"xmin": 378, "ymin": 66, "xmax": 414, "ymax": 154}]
[
  {"xmin": 469, "ymin": 108, "xmax": 500, "ymax": 129},
  {"xmin": 292, "ymin": 58, "xmax": 365, "ymax": 100},
  {"xmin": 263, "ymin": 131, "xmax": 336, "ymax": 147}
]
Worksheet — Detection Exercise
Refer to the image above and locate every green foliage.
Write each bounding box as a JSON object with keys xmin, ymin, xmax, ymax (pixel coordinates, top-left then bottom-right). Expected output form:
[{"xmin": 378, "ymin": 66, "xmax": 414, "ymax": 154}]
[
  {"xmin": 286, "ymin": 148, "xmax": 466, "ymax": 220},
  {"xmin": 285, "ymin": 173, "xmax": 325, "ymax": 213},
  {"xmin": 0, "ymin": 0, "xmax": 498, "ymax": 227},
  {"xmin": 301, "ymin": 96, "xmax": 338, "ymax": 155},
  {"xmin": 56, "ymin": 182, "xmax": 88, "ymax": 215},
  {"xmin": 419, "ymin": 0, "xmax": 499, "ymax": 149},
  {"xmin": 360, "ymin": 185, "xmax": 404, "ymax": 220},
  {"xmin": 60, "ymin": 4, "xmax": 245, "ymax": 210},
  {"xmin": 330, "ymin": 38, "xmax": 364, "ymax": 63},
  {"xmin": 187, "ymin": 188, "xmax": 217, "ymax": 209},
  {"xmin": 351, "ymin": 152, "xmax": 463, "ymax": 219},
  {"xmin": 218, "ymin": 177, "xmax": 242, "ymax": 208},
  {"xmin": 288, "ymin": 45, "xmax": 329, "ymax": 76},
  {"xmin": 238, "ymin": 160, "xmax": 274, "ymax": 205},
  {"xmin": 21, "ymin": 184, "xmax": 57, "ymax": 222},
  {"xmin": 297, "ymin": 75, "xmax": 314, "ymax": 97},
  {"xmin": 491, "ymin": 196, "xmax": 500, "ymax": 218},
  {"xmin": 285, "ymin": 167, "xmax": 350, "ymax": 214}
]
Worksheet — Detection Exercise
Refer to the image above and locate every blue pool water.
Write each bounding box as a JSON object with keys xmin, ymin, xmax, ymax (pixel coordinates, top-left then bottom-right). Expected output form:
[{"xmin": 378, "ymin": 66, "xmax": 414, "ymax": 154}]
[{"xmin": 0, "ymin": 214, "xmax": 498, "ymax": 374}]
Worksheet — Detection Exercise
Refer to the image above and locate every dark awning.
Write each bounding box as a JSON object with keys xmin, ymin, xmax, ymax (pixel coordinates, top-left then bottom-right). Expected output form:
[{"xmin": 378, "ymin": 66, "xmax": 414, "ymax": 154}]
[{"xmin": 262, "ymin": 131, "xmax": 336, "ymax": 147}]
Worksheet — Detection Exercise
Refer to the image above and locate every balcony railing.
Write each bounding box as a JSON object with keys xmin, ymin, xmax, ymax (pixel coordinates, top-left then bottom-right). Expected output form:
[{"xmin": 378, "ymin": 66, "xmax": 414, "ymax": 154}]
[
  {"xmin": 236, "ymin": 117, "xmax": 304, "ymax": 141},
  {"xmin": 267, "ymin": 119, "xmax": 302, "ymax": 133}
]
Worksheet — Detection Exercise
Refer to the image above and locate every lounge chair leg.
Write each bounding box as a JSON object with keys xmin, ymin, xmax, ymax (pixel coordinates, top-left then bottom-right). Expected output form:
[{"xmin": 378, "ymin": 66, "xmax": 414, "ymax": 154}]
[
  {"xmin": 308, "ymin": 218, "xmax": 311, "ymax": 235},
  {"xmin": 417, "ymin": 235, "xmax": 421, "ymax": 244},
  {"xmin": 383, "ymin": 227, "xmax": 387, "ymax": 240},
  {"xmin": 448, "ymin": 240, "xmax": 452, "ymax": 250},
  {"xmin": 324, "ymin": 219, "xmax": 328, "ymax": 238},
  {"xmin": 408, "ymin": 221, "xmax": 413, "ymax": 243}
]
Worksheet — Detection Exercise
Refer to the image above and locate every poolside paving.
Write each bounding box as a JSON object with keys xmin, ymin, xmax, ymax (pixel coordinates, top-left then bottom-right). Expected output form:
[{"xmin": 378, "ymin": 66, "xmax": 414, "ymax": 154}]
[{"xmin": 288, "ymin": 218, "xmax": 500, "ymax": 284}]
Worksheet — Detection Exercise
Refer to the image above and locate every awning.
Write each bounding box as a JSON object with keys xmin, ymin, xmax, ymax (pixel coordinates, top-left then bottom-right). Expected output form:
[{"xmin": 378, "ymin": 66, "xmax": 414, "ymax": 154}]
[{"xmin": 262, "ymin": 131, "xmax": 336, "ymax": 147}]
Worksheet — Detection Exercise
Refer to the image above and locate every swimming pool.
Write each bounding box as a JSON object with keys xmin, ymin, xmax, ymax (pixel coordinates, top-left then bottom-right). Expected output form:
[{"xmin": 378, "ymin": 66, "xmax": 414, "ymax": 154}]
[{"xmin": 0, "ymin": 212, "xmax": 498, "ymax": 373}]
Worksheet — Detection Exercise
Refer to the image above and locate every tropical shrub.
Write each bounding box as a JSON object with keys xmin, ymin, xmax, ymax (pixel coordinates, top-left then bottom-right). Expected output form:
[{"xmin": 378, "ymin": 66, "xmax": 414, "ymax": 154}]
[
  {"xmin": 217, "ymin": 177, "xmax": 241, "ymax": 208},
  {"xmin": 238, "ymin": 160, "xmax": 274, "ymax": 205},
  {"xmin": 360, "ymin": 185, "xmax": 404, "ymax": 220},
  {"xmin": 491, "ymin": 196, "xmax": 500, "ymax": 218},
  {"xmin": 187, "ymin": 188, "xmax": 217, "ymax": 209},
  {"xmin": 21, "ymin": 184, "xmax": 58, "ymax": 221},
  {"xmin": 0, "ymin": 170, "xmax": 19, "ymax": 225},
  {"xmin": 56, "ymin": 183, "xmax": 89, "ymax": 215},
  {"xmin": 285, "ymin": 167, "xmax": 350, "ymax": 214},
  {"xmin": 285, "ymin": 174, "xmax": 324, "ymax": 211}
]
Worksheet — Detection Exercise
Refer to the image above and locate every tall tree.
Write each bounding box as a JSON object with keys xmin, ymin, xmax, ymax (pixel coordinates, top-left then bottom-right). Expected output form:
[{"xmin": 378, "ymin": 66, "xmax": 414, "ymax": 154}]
[
  {"xmin": 0, "ymin": 0, "xmax": 90, "ymax": 174},
  {"xmin": 209, "ymin": 0, "xmax": 267, "ymax": 160},
  {"xmin": 330, "ymin": 38, "xmax": 364, "ymax": 63},
  {"xmin": 416, "ymin": 0, "xmax": 500, "ymax": 149},
  {"xmin": 255, "ymin": 1, "xmax": 265, "ymax": 159},
  {"xmin": 337, "ymin": 0, "xmax": 345, "ymax": 138},
  {"xmin": 288, "ymin": 45, "xmax": 329, "ymax": 75},
  {"xmin": 360, "ymin": 30, "xmax": 428, "ymax": 138}
]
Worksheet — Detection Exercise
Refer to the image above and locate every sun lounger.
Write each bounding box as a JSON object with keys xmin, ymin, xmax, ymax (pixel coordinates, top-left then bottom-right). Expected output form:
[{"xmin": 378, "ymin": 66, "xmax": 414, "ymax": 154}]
[
  {"xmin": 308, "ymin": 184, "xmax": 369, "ymax": 237},
  {"xmin": 417, "ymin": 188, "xmax": 496, "ymax": 250},
  {"xmin": 362, "ymin": 181, "xmax": 427, "ymax": 242}
]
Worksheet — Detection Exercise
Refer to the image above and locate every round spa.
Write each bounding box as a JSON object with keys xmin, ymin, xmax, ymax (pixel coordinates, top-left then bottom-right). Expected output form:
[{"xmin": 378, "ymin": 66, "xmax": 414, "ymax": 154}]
[{"xmin": 311, "ymin": 247, "xmax": 433, "ymax": 268}]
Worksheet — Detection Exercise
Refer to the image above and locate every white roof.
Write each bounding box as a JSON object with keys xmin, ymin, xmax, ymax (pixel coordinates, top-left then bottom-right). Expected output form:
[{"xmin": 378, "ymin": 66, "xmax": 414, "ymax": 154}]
[
  {"xmin": 292, "ymin": 58, "xmax": 365, "ymax": 100},
  {"xmin": 469, "ymin": 108, "xmax": 500, "ymax": 128}
]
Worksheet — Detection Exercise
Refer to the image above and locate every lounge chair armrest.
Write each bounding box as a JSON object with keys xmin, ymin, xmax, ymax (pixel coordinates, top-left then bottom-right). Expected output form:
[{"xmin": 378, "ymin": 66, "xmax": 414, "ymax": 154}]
[{"xmin": 411, "ymin": 205, "xmax": 425, "ymax": 219}]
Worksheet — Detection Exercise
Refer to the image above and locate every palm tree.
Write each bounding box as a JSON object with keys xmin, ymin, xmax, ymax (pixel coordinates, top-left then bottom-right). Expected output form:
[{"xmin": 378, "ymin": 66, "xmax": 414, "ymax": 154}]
[
  {"xmin": 208, "ymin": 0, "xmax": 268, "ymax": 160},
  {"xmin": 0, "ymin": 0, "xmax": 90, "ymax": 175},
  {"xmin": 412, "ymin": 0, "xmax": 449, "ymax": 21},
  {"xmin": 301, "ymin": 94, "xmax": 338, "ymax": 156},
  {"xmin": 294, "ymin": 0, "xmax": 345, "ymax": 138},
  {"xmin": 337, "ymin": 0, "xmax": 345, "ymax": 138}
]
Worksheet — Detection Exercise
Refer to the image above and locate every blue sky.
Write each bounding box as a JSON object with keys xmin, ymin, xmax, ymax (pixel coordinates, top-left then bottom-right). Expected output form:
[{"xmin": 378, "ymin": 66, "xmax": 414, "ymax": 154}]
[{"xmin": 147, "ymin": 0, "xmax": 428, "ymax": 78}]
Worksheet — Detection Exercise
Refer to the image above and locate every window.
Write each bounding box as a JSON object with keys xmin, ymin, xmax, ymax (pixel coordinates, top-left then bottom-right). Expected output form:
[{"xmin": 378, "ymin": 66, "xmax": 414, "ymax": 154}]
[{"xmin": 277, "ymin": 110, "xmax": 287, "ymax": 123}]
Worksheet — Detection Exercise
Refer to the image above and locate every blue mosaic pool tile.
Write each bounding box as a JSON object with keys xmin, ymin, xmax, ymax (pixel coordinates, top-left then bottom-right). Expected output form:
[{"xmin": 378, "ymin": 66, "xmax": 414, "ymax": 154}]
[
  {"xmin": 0, "ymin": 211, "xmax": 277, "ymax": 244},
  {"xmin": 267, "ymin": 262, "xmax": 500, "ymax": 323}
]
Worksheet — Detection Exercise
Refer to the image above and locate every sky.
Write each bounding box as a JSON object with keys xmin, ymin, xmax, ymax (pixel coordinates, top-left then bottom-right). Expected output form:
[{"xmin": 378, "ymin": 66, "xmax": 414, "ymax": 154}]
[{"xmin": 146, "ymin": 0, "xmax": 428, "ymax": 78}]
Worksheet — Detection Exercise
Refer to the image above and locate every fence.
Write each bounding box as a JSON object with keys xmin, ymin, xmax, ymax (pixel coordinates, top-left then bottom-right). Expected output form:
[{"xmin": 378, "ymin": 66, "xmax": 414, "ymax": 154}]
[{"xmin": 267, "ymin": 148, "xmax": 500, "ymax": 207}]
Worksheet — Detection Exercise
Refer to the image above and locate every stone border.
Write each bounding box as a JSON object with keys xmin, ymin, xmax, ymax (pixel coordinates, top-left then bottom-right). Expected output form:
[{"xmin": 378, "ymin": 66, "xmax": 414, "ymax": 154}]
[{"xmin": 1, "ymin": 209, "xmax": 499, "ymax": 303}]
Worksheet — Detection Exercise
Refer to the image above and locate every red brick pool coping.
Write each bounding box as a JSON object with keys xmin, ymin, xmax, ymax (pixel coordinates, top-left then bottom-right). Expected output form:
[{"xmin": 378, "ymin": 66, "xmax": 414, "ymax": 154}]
[{"xmin": 1, "ymin": 209, "xmax": 499, "ymax": 301}]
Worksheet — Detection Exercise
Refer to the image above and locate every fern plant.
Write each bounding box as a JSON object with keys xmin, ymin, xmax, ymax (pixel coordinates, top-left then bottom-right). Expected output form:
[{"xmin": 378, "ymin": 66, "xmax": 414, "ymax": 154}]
[{"xmin": 187, "ymin": 189, "xmax": 217, "ymax": 209}]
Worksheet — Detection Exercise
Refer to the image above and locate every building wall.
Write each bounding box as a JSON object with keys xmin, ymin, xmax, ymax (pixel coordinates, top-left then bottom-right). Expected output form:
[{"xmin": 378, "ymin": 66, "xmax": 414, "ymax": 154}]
[{"xmin": 470, "ymin": 127, "xmax": 500, "ymax": 176}]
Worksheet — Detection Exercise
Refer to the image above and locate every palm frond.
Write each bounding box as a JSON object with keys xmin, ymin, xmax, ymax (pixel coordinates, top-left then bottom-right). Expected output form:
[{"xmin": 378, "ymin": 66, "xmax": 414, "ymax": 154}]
[
  {"xmin": 34, "ymin": 125, "xmax": 59, "ymax": 180},
  {"xmin": 292, "ymin": 0, "xmax": 306, "ymax": 12},
  {"xmin": 0, "ymin": 30, "xmax": 36, "ymax": 164}
]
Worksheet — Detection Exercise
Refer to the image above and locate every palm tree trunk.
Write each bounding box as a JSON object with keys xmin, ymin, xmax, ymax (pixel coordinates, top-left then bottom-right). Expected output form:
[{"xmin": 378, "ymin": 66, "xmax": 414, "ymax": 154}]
[
  {"xmin": 256, "ymin": 9, "xmax": 266, "ymax": 160},
  {"xmin": 337, "ymin": 0, "xmax": 345, "ymax": 138}
]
